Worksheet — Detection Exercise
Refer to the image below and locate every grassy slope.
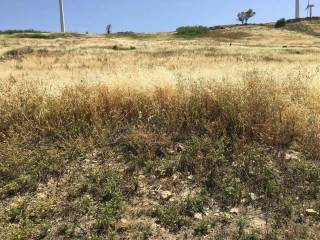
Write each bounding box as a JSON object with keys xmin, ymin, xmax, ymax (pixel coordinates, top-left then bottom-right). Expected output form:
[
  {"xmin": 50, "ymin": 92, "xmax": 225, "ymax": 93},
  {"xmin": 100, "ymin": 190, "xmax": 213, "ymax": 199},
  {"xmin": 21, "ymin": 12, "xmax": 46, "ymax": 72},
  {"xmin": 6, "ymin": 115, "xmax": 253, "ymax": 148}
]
[{"xmin": 0, "ymin": 22, "xmax": 320, "ymax": 240}]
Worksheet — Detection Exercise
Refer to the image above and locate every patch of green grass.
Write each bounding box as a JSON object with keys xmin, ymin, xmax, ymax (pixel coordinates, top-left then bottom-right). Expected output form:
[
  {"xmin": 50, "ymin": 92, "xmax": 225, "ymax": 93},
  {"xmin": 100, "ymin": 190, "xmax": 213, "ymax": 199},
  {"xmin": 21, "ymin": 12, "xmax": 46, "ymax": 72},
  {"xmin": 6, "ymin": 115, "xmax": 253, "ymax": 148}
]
[
  {"xmin": 272, "ymin": 196, "xmax": 296, "ymax": 229},
  {"xmin": 129, "ymin": 222, "xmax": 153, "ymax": 240},
  {"xmin": 284, "ymin": 49, "xmax": 304, "ymax": 55},
  {"xmin": 3, "ymin": 197, "xmax": 55, "ymax": 240},
  {"xmin": 0, "ymin": 146, "xmax": 63, "ymax": 200},
  {"xmin": 66, "ymin": 168, "xmax": 125, "ymax": 235},
  {"xmin": 176, "ymin": 26, "xmax": 209, "ymax": 38},
  {"xmin": 233, "ymin": 216, "xmax": 265, "ymax": 240},
  {"xmin": 110, "ymin": 32, "xmax": 153, "ymax": 40},
  {"xmin": 0, "ymin": 175, "xmax": 37, "ymax": 199},
  {"xmin": 193, "ymin": 219, "xmax": 209, "ymax": 236},
  {"xmin": 153, "ymin": 194, "xmax": 208, "ymax": 232},
  {"xmin": 153, "ymin": 202, "xmax": 190, "ymax": 232},
  {"xmin": 178, "ymin": 136, "xmax": 227, "ymax": 176},
  {"xmin": 219, "ymin": 178, "xmax": 243, "ymax": 206}
]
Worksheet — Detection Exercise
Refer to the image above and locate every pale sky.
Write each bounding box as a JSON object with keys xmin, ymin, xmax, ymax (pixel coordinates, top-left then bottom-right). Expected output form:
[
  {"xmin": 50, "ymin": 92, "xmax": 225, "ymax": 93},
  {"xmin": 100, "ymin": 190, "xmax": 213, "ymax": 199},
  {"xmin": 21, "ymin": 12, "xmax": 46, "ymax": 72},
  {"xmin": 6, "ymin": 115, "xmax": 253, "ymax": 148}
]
[{"xmin": 0, "ymin": 0, "xmax": 317, "ymax": 33}]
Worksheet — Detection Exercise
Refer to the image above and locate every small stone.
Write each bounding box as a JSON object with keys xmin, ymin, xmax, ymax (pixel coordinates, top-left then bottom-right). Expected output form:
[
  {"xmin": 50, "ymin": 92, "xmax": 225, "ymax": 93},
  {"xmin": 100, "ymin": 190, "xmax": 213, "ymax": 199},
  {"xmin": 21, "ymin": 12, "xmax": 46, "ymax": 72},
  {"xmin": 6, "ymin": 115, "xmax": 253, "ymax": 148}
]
[
  {"xmin": 149, "ymin": 190, "xmax": 156, "ymax": 196},
  {"xmin": 285, "ymin": 151, "xmax": 300, "ymax": 161},
  {"xmin": 167, "ymin": 149, "xmax": 175, "ymax": 155},
  {"xmin": 194, "ymin": 213, "xmax": 203, "ymax": 220},
  {"xmin": 160, "ymin": 190, "xmax": 172, "ymax": 200},
  {"xmin": 249, "ymin": 192, "xmax": 258, "ymax": 201},
  {"xmin": 172, "ymin": 174, "xmax": 178, "ymax": 181},
  {"xmin": 177, "ymin": 143, "xmax": 186, "ymax": 152},
  {"xmin": 74, "ymin": 227, "xmax": 82, "ymax": 237},
  {"xmin": 36, "ymin": 192, "xmax": 46, "ymax": 199},
  {"xmin": 241, "ymin": 198, "xmax": 247, "ymax": 204},
  {"xmin": 138, "ymin": 174, "xmax": 145, "ymax": 180},
  {"xmin": 120, "ymin": 218, "xmax": 129, "ymax": 224},
  {"xmin": 187, "ymin": 175, "xmax": 194, "ymax": 180},
  {"xmin": 113, "ymin": 236, "xmax": 121, "ymax": 240},
  {"xmin": 306, "ymin": 209, "xmax": 318, "ymax": 215},
  {"xmin": 181, "ymin": 190, "xmax": 191, "ymax": 198},
  {"xmin": 251, "ymin": 218, "xmax": 266, "ymax": 230},
  {"xmin": 230, "ymin": 207, "xmax": 240, "ymax": 215}
]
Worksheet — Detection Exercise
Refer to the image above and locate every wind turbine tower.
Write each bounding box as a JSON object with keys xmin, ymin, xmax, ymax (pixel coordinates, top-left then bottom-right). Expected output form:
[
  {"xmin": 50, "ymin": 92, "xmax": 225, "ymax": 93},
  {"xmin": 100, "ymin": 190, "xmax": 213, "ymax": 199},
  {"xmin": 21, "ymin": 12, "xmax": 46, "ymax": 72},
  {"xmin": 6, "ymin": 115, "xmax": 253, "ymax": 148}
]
[
  {"xmin": 306, "ymin": 0, "xmax": 315, "ymax": 18},
  {"xmin": 296, "ymin": 0, "xmax": 300, "ymax": 18},
  {"xmin": 59, "ymin": 0, "xmax": 65, "ymax": 32}
]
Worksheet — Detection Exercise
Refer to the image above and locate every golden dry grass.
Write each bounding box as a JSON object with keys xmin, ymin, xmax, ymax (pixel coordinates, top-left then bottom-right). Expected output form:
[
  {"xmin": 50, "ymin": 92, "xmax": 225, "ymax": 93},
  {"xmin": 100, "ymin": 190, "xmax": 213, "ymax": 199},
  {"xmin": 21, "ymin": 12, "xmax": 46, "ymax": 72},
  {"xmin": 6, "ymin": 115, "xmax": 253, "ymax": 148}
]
[
  {"xmin": 1, "ymin": 24, "xmax": 320, "ymax": 150},
  {"xmin": 1, "ymin": 24, "xmax": 320, "ymax": 94}
]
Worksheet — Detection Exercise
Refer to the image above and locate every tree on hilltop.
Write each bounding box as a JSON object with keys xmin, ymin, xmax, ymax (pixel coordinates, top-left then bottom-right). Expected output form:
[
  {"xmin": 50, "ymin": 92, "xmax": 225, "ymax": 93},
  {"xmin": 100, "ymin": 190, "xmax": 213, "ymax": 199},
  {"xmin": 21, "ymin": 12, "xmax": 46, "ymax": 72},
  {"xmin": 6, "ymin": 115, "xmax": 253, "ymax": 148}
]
[
  {"xmin": 237, "ymin": 12, "xmax": 246, "ymax": 25},
  {"xmin": 106, "ymin": 24, "xmax": 112, "ymax": 34},
  {"xmin": 237, "ymin": 9, "xmax": 256, "ymax": 25}
]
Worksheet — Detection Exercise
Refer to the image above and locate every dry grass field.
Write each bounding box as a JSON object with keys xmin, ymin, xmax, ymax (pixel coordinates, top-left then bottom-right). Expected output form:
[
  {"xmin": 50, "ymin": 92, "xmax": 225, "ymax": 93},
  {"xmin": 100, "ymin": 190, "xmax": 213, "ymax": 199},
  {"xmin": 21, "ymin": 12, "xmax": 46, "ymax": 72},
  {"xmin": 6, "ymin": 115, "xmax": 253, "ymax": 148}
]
[{"xmin": 0, "ymin": 22, "xmax": 320, "ymax": 239}]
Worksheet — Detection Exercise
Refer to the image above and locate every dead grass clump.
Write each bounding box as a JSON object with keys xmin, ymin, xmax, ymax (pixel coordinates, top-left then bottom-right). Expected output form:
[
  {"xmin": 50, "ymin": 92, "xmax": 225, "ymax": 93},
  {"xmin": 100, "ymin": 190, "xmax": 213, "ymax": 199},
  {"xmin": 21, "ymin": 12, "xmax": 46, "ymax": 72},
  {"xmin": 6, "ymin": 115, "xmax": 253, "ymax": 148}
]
[
  {"xmin": 111, "ymin": 45, "xmax": 136, "ymax": 51},
  {"xmin": 0, "ymin": 73, "xmax": 318, "ymax": 157},
  {"xmin": 1, "ymin": 47, "xmax": 34, "ymax": 61},
  {"xmin": 207, "ymin": 30, "xmax": 251, "ymax": 40},
  {"xmin": 1, "ymin": 47, "xmax": 51, "ymax": 62}
]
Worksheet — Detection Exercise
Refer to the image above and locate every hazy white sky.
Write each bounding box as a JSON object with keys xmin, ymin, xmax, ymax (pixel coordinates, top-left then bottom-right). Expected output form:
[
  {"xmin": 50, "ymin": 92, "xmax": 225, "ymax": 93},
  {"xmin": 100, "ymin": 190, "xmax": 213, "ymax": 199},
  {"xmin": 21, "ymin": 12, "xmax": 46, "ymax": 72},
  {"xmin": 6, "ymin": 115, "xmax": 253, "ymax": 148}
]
[{"xmin": 0, "ymin": 0, "xmax": 317, "ymax": 33}]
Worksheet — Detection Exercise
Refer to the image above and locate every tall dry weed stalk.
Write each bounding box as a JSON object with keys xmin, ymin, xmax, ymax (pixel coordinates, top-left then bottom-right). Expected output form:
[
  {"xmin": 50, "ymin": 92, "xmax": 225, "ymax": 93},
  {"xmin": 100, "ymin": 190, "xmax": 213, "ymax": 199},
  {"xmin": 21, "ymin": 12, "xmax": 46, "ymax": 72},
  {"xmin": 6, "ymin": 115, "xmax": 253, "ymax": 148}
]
[{"xmin": 0, "ymin": 71, "xmax": 319, "ymax": 160}]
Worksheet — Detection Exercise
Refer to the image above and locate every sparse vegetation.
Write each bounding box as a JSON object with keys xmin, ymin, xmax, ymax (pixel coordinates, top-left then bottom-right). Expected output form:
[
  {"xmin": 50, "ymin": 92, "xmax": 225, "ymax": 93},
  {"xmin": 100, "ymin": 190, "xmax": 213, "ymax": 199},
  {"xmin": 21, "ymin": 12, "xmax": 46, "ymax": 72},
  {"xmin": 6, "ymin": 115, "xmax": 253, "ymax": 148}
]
[{"xmin": 153, "ymin": 195, "xmax": 208, "ymax": 232}]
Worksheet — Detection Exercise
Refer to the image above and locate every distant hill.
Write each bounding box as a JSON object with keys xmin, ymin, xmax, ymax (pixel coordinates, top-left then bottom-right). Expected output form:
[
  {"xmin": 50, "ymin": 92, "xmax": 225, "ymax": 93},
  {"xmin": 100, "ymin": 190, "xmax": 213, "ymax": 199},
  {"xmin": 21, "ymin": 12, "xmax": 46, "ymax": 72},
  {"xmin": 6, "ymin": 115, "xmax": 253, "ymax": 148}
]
[{"xmin": 285, "ymin": 18, "xmax": 320, "ymax": 36}]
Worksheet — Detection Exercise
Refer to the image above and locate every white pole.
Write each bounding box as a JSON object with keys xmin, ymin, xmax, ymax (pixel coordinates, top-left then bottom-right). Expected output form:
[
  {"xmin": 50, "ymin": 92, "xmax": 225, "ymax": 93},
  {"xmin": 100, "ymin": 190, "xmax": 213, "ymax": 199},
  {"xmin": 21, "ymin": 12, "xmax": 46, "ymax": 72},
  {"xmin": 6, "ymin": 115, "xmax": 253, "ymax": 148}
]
[
  {"xmin": 59, "ymin": 0, "xmax": 65, "ymax": 32},
  {"xmin": 295, "ymin": 0, "xmax": 300, "ymax": 18}
]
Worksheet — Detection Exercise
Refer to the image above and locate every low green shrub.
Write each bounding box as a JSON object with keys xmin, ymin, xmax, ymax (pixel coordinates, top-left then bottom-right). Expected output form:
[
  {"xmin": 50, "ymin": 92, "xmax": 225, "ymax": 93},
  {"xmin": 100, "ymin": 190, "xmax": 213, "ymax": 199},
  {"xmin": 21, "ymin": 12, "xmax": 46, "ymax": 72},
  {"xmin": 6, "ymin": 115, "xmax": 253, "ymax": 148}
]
[
  {"xmin": 153, "ymin": 194, "xmax": 208, "ymax": 232},
  {"xmin": 153, "ymin": 202, "xmax": 189, "ymax": 232},
  {"xmin": 176, "ymin": 26, "xmax": 209, "ymax": 37},
  {"xmin": 193, "ymin": 220, "xmax": 209, "ymax": 236},
  {"xmin": 275, "ymin": 18, "xmax": 286, "ymax": 28},
  {"xmin": 3, "ymin": 197, "xmax": 54, "ymax": 240},
  {"xmin": 66, "ymin": 168, "xmax": 125, "ymax": 234},
  {"xmin": 0, "ymin": 29, "xmax": 41, "ymax": 35}
]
